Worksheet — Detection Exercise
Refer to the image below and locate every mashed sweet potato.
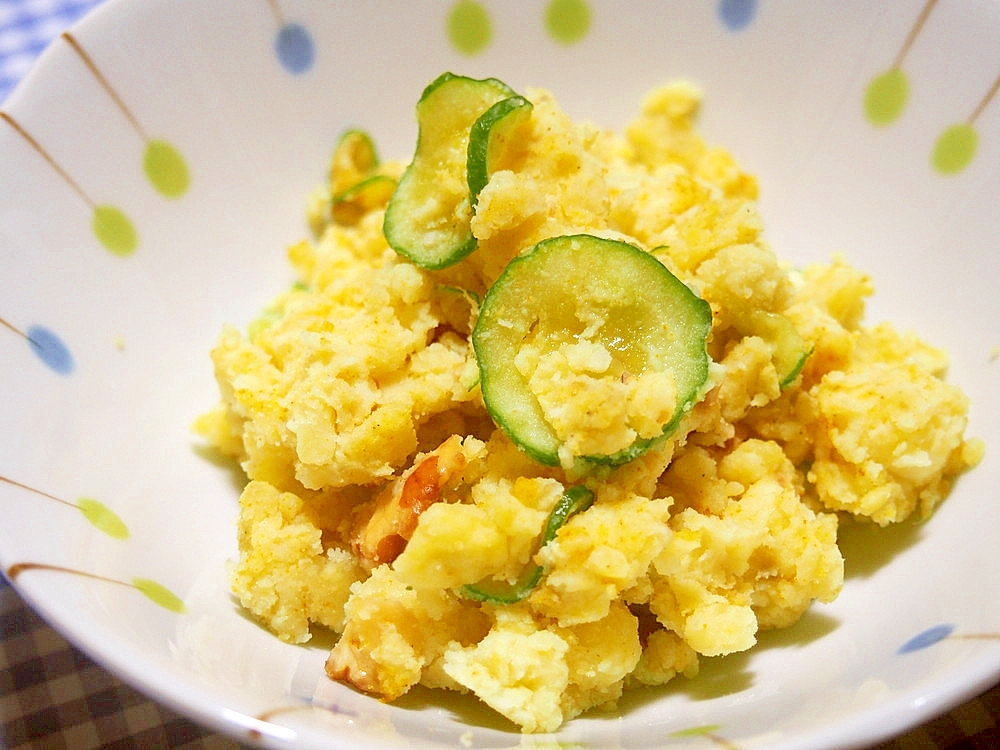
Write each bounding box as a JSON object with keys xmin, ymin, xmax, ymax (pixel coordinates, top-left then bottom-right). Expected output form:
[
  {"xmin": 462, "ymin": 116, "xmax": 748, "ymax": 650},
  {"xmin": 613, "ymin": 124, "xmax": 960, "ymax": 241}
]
[{"xmin": 195, "ymin": 80, "xmax": 982, "ymax": 732}]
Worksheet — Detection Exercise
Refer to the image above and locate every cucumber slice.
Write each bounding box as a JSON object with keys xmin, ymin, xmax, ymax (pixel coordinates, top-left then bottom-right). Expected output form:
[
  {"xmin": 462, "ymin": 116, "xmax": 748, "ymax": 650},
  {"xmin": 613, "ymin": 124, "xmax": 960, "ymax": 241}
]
[
  {"xmin": 728, "ymin": 304, "xmax": 811, "ymax": 387},
  {"xmin": 461, "ymin": 484, "xmax": 594, "ymax": 604},
  {"xmin": 383, "ymin": 72, "xmax": 515, "ymax": 269},
  {"xmin": 750, "ymin": 310, "xmax": 811, "ymax": 387},
  {"xmin": 329, "ymin": 129, "xmax": 380, "ymax": 196},
  {"xmin": 473, "ymin": 234, "xmax": 713, "ymax": 467},
  {"xmin": 324, "ymin": 130, "xmax": 396, "ymax": 226},
  {"xmin": 467, "ymin": 95, "xmax": 533, "ymax": 205},
  {"xmin": 332, "ymin": 174, "xmax": 396, "ymax": 225}
]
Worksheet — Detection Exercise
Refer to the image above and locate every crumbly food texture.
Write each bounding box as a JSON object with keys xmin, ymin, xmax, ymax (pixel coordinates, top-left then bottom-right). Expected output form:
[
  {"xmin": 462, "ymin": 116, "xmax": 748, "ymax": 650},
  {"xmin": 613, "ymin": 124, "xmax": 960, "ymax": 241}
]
[{"xmin": 196, "ymin": 81, "xmax": 982, "ymax": 733}]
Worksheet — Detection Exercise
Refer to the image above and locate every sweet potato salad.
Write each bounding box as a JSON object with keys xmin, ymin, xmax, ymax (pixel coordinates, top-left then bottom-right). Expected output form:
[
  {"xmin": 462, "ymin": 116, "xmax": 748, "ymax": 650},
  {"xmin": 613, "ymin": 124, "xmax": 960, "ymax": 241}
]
[{"xmin": 196, "ymin": 74, "xmax": 981, "ymax": 732}]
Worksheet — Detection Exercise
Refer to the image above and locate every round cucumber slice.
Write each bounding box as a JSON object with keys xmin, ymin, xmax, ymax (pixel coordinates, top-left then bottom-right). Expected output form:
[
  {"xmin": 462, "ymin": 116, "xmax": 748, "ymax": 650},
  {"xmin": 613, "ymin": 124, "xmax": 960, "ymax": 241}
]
[
  {"xmin": 467, "ymin": 94, "xmax": 533, "ymax": 205},
  {"xmin": 723, "ymin": 300, "xmax": 812, "ymax": 388},
  {"xmin": 329, "ymin": 129, "xmax": 379, "ymax": 194},
  {"xmin": 383, "ymin": 72, "xmax": 515, "ymax": 269},
  {"xmin": 473, "ymin": 234, "xmax": 713, "ymax": 468},
  {"xmin": 332, "ymin": 174, "xmax": 396, "ymax": 225}
]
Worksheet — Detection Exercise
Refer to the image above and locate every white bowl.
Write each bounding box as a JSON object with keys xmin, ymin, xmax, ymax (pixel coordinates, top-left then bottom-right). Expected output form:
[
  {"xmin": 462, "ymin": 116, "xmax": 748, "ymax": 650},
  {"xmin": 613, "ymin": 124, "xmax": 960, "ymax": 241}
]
[{"xmin": 2, "ymin": 1, "xmax": 998, "ymax": 748}]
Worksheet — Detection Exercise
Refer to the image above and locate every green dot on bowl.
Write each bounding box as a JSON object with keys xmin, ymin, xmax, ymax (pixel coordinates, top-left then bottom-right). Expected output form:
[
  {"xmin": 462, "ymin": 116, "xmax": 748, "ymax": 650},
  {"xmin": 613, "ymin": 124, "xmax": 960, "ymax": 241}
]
[
  {"xmin": 448, "ymin": 0, "xmax": 492, "ymax": 56},
  {"xmin": 932, "ymin": 123, "xmax": 977, "ymax": 175},
  {"xmin": 671, "ymin": 724, "xmax": 723, "ymax": 738},
  {"xmin": 76, "ymin": 498, "xmax": 129, "ymax": 539},
  {"xmin": 864, "ymin": 69, "xmax": 908, "ymax": 126},
  {"xmin": 144, "ymin": 139, "xmax": 190, "ymax": 198},
  {"xmin": 92, "ymin": 205, "xmax": 138, "ymax": 257},
  {"xmin": 546, "ymin": 0, "xmax": 591, "ymax": 45},
  {"xmin": 132, "ymin": 577, "xmax": 186, "ymax": 613}
]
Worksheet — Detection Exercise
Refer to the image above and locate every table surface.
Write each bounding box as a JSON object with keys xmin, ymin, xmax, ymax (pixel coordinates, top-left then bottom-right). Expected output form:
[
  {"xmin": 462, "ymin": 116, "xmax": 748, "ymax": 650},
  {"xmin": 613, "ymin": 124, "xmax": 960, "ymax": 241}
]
[{"xmin": 2, "ymin": 1, "xmax": 998, "ymax": 748}]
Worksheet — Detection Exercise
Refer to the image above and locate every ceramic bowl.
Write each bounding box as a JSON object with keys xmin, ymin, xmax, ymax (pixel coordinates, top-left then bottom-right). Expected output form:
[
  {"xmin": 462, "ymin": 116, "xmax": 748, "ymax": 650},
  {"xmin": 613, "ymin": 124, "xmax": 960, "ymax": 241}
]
[{"xmin": 2, "ymin": 1, "xmax": 999, "ymax": 748}]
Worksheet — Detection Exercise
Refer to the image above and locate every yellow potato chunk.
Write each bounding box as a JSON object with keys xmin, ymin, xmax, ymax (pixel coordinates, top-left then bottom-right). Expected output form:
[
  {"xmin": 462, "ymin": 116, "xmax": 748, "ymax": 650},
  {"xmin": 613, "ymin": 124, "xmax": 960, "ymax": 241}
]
[
  {"xmin": 809, "ymin": 327, "xmax": 975, "ymax": 525},
  {"xmin": 653, "ymin": 440, "xmax": 843, "ymax": 655},
  {"xmin": 231, "ymin": 481, "xmax": 364, "ymax": 643}
]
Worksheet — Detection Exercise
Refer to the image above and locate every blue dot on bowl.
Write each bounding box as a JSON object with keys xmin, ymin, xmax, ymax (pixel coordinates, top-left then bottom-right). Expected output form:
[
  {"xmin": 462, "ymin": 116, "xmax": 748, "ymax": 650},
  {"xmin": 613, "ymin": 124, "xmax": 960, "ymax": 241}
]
[
  {"xmin": 275, "ymin": 23, "xmax": 315, "ymax": 74},
  {"xmin": 898, "ymin": 624, "xmax": 955, "ymax": 654},
  {"xmin": 718, "ymin": 0, "xmax": 757, "ymax": 31},
  {"xmin": 26, "ymin": 324, "xmax": 74, "ymax": 375}
]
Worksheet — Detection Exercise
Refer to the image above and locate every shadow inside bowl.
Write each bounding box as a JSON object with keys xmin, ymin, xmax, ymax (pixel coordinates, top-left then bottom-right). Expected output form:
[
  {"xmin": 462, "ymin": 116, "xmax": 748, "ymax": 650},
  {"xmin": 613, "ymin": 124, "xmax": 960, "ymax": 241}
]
[
  {"xmin": 192, "ymin": 444, "xmax": 247, "ymax": 498},
  {"xmin": 754, "ymin": 608, "xmax": 841, "ymax": 651},
  {"xmin": 615, "ymin": 607, "xmax": 842, "ymax": 715},
  {"xmin": 837, "ymin": 515, "xmax": 924, "ymax": 580},
  {"xmin": 393, "ymin": 684, "xmax": 522, "ymax": 733}
]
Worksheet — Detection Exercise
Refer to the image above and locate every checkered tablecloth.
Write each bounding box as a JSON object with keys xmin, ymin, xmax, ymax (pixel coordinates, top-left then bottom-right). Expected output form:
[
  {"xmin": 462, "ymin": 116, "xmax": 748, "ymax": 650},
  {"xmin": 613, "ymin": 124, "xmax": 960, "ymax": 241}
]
[
  {"xmin": 0, "ymin": 0, "xmax": 99, "ymax": 103},
  {"xmin": 0, "ymin": 578, "xmax": 245, "ymax": 750},
  {"xmin": 2, "ymin": 1, "xmax": 1000, "ymax": 748}
]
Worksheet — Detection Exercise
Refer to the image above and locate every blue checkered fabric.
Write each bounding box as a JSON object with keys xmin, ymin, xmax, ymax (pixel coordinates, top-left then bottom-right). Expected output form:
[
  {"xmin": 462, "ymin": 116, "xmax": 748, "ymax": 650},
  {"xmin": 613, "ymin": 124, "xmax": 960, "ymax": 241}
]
[{"xmin": 0, "ymin": 0, "xmax": 103, "ymax": 103}]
